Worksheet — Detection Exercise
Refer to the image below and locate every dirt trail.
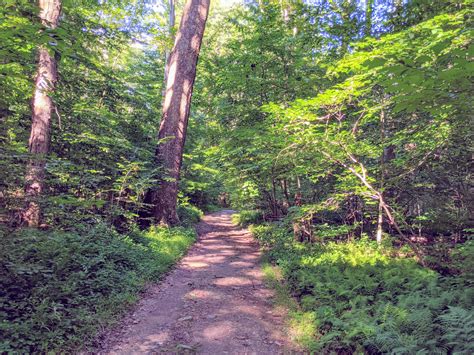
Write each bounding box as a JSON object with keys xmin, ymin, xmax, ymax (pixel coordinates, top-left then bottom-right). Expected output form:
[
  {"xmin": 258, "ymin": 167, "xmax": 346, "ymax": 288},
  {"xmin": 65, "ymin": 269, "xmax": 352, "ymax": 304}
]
[{"xmin": 99, "ymin": 210, "xmax": 294, "ymax": 354}]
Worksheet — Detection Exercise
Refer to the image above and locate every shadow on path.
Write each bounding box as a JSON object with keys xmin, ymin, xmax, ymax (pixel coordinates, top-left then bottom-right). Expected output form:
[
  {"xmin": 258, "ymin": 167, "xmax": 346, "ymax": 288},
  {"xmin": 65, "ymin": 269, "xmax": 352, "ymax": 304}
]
[{"xmin": 99, "ymin": 210, "xmax": 295, "ymax": 354}]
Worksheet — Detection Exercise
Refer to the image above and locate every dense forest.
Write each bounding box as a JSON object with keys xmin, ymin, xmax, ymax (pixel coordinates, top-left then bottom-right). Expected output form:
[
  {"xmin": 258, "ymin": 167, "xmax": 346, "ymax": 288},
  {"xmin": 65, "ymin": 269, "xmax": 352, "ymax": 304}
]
[{"xmin": 1, "ymin": 0, "xmax": 473, "ymax": 353}]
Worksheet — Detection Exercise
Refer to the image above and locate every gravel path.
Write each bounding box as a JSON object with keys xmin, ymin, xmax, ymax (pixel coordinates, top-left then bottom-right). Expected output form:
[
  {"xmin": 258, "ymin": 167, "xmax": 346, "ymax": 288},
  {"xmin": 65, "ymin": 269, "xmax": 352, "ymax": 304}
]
[{"xmin": 99, "ymin": 210, "xmax": 294, "ymax": 354}]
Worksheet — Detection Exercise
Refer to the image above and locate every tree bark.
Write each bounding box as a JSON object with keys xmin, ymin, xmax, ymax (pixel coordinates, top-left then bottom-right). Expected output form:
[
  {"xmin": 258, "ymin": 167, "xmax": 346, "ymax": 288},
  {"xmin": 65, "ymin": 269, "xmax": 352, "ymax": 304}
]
[
  {"xmin": 22, "ymin": 0, "xmax": 61, "ymax": 227},
  {"xmin": 271, "ymin": 177, "xmax": 278, "ymax": 217},
  {"xmin": 281, "ymin": 179, "xmax": 290, "ymax": 210},
  {"xmin": 154, "ymin": 0, "xmax": 210, "ymax": 225},
  {"xmin": 294, "ymin": 176, "xmax": 302, "ymax": 206},
  {"xmin": 376, "ymin": 105, "xmax": 386, "ymax": 243}
]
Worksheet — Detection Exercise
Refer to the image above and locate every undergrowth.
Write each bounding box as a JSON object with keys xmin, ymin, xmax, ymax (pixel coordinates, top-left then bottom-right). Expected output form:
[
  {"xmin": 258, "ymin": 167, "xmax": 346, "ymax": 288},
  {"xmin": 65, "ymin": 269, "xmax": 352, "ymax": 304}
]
[
  {"xmin": 0, "ymin": 223, "xmax": 196, "ymax": 353},
  {"xmin": 232, "ymin": 210, "xmax": 263, "ymax": 227},
  {"xmin": 177, "ymin": 204, "xmax": 204, "ymax": 226},
  {"xmin": 252, "ymin": 224, "xmax": 474, "ymax": 354}
]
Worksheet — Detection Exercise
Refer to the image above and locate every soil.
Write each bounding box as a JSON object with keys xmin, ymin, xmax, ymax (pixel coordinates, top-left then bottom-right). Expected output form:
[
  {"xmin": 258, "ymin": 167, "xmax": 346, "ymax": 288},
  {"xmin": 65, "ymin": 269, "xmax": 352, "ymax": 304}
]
[{"xmin": 98, "ymin": 210, "xmax": 296, "ymax": 354}]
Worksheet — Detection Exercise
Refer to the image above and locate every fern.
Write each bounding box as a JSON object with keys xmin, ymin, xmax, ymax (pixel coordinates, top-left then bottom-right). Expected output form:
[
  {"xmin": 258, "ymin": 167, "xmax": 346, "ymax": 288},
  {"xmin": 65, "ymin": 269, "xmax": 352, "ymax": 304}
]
[
  {"xmin": 439, "ymin": 306, "xmax": 474, "ymax": 354},
  {"xmin": 252, "ymin": 224, "xmax": 474, "ymax": 353}
]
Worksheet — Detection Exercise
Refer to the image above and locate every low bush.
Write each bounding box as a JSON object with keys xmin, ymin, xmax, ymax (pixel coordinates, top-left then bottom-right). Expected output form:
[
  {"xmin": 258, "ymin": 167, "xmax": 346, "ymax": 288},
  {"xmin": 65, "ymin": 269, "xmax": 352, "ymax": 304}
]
[
  {"xmin": 252, "ymin": 224, "xmax": 474, "ymax": 354},
  {"xmin": 0, "ymin": 224, "xmax": 195, "ymax": 353},
  {"xmin": 177, "ymin": 204, "xmax": 203, "ymax": 226},
  {"xmin": 202, "ymin": 204, "xmax": 222, "ymax": 213},
  {"xmin": 232, "ymin": 210, "xmax": 263, "ymax": 227}
]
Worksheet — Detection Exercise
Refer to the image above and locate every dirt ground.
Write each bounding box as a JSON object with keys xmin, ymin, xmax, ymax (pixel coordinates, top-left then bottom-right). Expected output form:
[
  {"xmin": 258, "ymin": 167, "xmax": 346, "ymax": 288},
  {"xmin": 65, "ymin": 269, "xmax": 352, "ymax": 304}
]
[{"xmin": 98, "ymin": 210, "xmax": 296, "ymax": 354}]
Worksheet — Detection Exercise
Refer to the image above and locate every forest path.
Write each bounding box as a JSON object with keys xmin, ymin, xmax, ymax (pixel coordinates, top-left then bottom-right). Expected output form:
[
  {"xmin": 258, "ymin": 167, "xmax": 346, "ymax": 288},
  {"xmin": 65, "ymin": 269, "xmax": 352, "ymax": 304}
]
[{"xmin": 100, "ymin": 210, "xmax": 294, "ymax": 354}]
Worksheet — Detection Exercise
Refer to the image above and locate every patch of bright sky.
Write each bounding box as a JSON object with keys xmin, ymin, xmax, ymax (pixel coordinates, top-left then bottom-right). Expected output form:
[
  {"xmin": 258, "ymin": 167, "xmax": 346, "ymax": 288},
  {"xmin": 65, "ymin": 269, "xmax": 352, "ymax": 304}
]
[
  {"xmin": 131, "ymin": 0, "xmax": 242, "ymax": 49},
  {"xmin": 219, "ymin": 0, "xmax": 241, "ymax": 8}
]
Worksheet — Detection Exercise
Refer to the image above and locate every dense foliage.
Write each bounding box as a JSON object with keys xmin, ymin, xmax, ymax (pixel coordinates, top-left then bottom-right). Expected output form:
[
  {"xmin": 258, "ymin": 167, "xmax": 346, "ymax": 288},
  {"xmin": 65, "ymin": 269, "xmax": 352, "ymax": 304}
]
[
  {"xmin": 1, "ymin": 0, "xmax": 166, "ymax": 228},
  {"xmin": 1, "ymin": 0, "xmax": 472, "ymax": 352},
  {"xmin": 0, "ymin": 225, "xmax": 195, "ymax": 352},
  {"xmin": 196, "ymin": 0, "xmax": 473, "ymax": 351},
  {"xmin": 252, "ymin": 223, "xmax": 474, "ymax": 353},
  {"xmin": 195, "ymin": 0, "xmax": 472, "ymax": 247},
  {"xmin": 0, "ymin": 1, "xmax": 202, "ymax": 350},
  {"xmin": 232, "ymin": 210, "xmax": 263, "ymax": 226}
]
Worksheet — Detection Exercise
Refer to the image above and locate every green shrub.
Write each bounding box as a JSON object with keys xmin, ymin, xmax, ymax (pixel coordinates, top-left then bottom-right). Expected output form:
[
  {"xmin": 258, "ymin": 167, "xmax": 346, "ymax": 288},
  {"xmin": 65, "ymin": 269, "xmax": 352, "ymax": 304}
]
[
  {"xmin": 452, "ymin": 237, "xmax": 474, "ymax": 279},
  {"xmin": 0, "ymin": 224, "xmax": 195, "ymax": 353},
  {"xmin": 177, "ymin": 204, "xmax": 203, "ymax": 227},
  {"xmin": 202, "ymin": 204, "xmax": 222, "ymax": 213},
  {"xmin": 232, "ymin": 210, "xmax": 263, "ymax": 227},
  {"xmin": 253, "ymin": 224, "xmax": 474, "ymax": 353}
]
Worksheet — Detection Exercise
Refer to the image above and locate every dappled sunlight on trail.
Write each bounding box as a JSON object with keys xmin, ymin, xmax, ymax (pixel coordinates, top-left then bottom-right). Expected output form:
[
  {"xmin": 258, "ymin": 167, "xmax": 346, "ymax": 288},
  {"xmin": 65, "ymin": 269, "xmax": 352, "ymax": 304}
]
[{"xmin": 99, "ymin": 210, "xmax": 295, "ymax": 354}]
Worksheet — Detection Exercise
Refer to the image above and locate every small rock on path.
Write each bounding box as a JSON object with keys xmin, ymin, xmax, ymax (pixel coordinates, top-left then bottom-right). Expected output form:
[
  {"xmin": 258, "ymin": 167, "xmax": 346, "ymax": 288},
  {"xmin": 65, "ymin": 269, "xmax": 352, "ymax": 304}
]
[{"xmin": 98, "ymin": 210, "xmax": 296, "ymax": 354}]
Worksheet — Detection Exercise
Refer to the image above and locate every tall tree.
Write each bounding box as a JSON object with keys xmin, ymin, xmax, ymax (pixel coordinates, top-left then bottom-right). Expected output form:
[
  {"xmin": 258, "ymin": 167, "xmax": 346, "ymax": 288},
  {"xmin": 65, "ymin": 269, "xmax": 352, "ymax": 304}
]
[
  {"xmin": 154, "ymin": 0, "xmax": 210, "ymax": 225},
  {"xmin": 22, "ymin": 0, "xmax": 61, "ymax": 227}
]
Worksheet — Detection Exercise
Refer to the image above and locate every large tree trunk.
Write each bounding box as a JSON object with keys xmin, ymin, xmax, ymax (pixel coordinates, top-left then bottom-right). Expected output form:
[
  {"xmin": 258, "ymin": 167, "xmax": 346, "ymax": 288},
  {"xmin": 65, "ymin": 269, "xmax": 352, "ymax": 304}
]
[
  {"xmin": 154, "ymin": 0, "xmax": 210, "ymax": 225},
  {"xmin": 140, "ymin": 0, "xmax": 176, "ymax": 228},
  {"xmin": 23, "ymin": 0, "xmax": 61, "ymax": 227}
]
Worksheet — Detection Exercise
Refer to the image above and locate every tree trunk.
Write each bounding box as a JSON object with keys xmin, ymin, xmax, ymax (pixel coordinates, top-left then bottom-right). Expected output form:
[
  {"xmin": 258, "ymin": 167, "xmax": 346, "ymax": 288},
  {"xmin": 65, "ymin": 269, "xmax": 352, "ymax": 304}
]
[
  {"xmin": 22, "ymin": 0, "xmax": 61, "ymax": 227},
  {"xmin": 376, "ymin": 201, "xmax": 383, "ymax": 243},
  {"xmin": 376, "ymin": 106, "xmax": 386, "ymax": 243},
  {"xmin": 154, "ymin": 0, "xmax": 210, "ymax": 225},
  {"xmin": 294, "ymin": 176, "xmax": 302, "ymax": 206},
  {"xmin": 271, "ymin": 177, "xmax": 278, "ymax": 217},
  {"xmin": 281, "ymin": 179, "xmax": 290, "ymax": 210}
]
